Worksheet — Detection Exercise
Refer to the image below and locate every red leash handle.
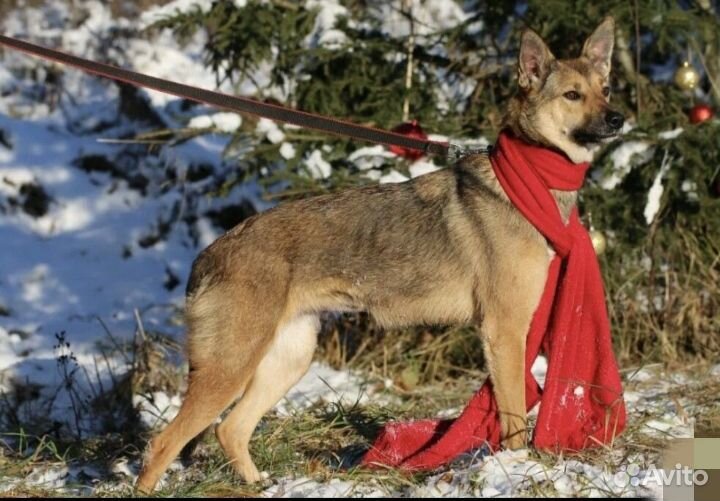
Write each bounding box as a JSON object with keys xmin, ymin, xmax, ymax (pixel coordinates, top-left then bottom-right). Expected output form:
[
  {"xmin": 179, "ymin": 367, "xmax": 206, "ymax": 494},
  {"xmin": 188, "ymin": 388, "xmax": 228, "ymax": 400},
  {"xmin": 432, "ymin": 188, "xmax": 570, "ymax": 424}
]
[{"xmin": 0, "ymin": 35, "xmax": 451, "ymax": 157}]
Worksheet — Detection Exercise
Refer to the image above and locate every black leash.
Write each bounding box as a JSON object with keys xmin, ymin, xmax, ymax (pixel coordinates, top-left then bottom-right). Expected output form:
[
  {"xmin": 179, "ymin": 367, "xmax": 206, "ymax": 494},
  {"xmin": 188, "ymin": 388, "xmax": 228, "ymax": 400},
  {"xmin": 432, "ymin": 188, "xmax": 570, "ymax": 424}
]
[{"xmin": 0, "ymin": 35, "xmax": 464, "ymax": 158}]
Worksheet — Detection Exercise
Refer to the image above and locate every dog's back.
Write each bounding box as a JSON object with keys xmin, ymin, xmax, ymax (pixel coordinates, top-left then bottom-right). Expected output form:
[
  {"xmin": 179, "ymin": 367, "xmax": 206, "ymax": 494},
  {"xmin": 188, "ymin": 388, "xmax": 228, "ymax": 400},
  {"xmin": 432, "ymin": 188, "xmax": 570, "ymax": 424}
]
[{"xmin": 186, "ymin": 153, "xmax": 554, "ymax": 330}]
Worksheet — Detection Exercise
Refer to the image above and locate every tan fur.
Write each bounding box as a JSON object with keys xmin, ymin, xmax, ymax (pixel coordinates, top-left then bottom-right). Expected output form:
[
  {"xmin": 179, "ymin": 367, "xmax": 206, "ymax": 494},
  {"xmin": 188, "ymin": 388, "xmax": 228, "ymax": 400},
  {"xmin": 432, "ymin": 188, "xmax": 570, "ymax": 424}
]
[{"xmin": 136, "ymin": 17, "xmax": 622, "ymax": 493}]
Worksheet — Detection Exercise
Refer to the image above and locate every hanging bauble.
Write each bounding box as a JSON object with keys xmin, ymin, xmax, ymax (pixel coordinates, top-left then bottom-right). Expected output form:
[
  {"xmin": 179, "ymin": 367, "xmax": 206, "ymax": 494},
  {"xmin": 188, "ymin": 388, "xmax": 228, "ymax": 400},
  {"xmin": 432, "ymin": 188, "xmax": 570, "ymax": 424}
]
[
  {"xmin": 688, "ymin": 103, "xmax": 714, "ymax": 124},
  {"xmin": 590, "ymin": 229, "xmax": 607, "ymax": 256},
  {"xmin": 389, "ymin": 120, "xmax": 428, "ymax": 161},
  {"xmin": 674, "ymin": 61, "xmax": 700, "ymax": 91}
]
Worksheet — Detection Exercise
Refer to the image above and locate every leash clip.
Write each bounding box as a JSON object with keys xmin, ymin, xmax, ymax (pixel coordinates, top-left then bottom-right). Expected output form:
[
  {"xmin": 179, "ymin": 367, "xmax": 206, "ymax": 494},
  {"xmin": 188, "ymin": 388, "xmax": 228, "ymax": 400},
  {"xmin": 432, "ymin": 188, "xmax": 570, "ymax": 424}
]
[{"xmin": 447, "ymin": 143, "xmax": 492, "ymax": 163}]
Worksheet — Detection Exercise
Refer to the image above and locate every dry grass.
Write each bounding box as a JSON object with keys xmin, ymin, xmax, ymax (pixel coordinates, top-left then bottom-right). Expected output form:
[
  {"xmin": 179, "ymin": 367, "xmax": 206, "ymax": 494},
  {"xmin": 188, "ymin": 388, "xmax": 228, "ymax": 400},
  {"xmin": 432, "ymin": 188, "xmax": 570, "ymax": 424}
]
[
  {"xmin": 0, "ymin": 370, "xmax": 480, "ymax": 497},
  {"xmin": 316, "ymin": 314, "xmax": 485, "ymax": 389},
  {"xmin": 605, "ymin": 227, "xmax": 720, "ymax": 364},
  {"xmin": 3, "ymin": 362, "xmax": 717, "ymax": 497}
]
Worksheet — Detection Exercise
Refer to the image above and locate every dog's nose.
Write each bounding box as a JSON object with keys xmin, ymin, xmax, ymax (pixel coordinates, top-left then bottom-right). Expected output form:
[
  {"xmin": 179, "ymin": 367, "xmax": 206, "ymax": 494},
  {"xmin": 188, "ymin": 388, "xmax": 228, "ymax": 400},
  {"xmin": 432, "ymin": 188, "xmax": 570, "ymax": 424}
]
[{"xmin": 605, "ymin": 111, "xmax": 624, "ymax": 130}]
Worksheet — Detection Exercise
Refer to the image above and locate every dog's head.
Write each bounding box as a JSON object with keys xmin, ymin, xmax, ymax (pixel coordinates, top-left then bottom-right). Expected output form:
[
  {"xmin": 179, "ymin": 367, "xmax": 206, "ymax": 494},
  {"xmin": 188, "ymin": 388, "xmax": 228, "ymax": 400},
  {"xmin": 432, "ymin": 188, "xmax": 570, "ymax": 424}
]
[{"xmin": 506, "ymin": 17, "xmax": 623, "ymax": 163}]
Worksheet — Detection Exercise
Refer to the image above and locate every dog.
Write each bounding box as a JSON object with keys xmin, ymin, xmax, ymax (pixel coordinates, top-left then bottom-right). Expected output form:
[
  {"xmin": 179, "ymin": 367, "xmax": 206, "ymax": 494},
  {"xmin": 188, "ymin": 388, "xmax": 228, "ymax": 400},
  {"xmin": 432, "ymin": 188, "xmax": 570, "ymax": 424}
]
[{"xmin": 137, "ymin": 16, "xmax": 623, "ymax": 492}]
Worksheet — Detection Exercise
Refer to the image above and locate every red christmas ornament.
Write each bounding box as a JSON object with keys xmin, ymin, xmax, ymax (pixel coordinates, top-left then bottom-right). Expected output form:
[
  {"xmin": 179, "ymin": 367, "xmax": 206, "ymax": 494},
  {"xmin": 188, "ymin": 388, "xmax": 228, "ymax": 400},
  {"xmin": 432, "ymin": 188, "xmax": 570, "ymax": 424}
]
[
  {"xmin": 689, "ymin": 103, "xmax": 714, "ymax": 124},
  {"xmin": 388, "ymin": 120, "xmax": 428, "ymax": 161}
]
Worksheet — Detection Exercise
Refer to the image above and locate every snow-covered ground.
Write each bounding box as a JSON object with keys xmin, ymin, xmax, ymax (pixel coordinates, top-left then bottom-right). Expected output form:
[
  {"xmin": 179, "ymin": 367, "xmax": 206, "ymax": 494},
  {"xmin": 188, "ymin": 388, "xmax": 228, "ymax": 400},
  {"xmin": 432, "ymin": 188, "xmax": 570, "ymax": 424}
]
[
  {"xmin": 1, "ymin": 1, "xmax": 246, "ymax": 436},
  {"xmin": 2, "ymin": 357, "xmax": 716, "ymax": 498},
  {"xmin": 0, "ymin": 1, "xmax": 716, "ymax": 499}
]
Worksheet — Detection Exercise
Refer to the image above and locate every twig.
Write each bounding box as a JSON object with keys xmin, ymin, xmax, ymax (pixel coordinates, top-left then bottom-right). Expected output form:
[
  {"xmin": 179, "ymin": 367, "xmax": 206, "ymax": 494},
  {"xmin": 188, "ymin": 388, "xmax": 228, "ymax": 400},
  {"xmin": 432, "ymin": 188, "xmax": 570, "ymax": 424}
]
[
  {"xmin": 633, "ymin": 0, "xmax": 642, "ymax": 121},
  {"xmin": 96, "ymin": 138, "xmax": 170, "ymax": 145},
  {"xmin": 270, "ymin": 0, "xmax": 299, "ymax": 10},
  {"xmin": 100, "ymin": 348, "xmax": 120, "ymax": 389},
  {"xmin": 615, "ymin": 29, "xmax": 637, "ymax": 87},
  {"xmin": 401, "ymin": 0, "xmax": 415, "ymax": 122},
  {"xmin": 134, "ymin": 308, "xmax": 147, "ymax": 344},
  {"xmin": 96, "ymin": 316, "xmax": 131, "ymax": 365},
  {"xmin": 689, "ymin": 38, "xmax": 720, "ymax": 102},
  {"xmin": 92, "ymin": 355, "xmax": 106, "ymax": 396}
]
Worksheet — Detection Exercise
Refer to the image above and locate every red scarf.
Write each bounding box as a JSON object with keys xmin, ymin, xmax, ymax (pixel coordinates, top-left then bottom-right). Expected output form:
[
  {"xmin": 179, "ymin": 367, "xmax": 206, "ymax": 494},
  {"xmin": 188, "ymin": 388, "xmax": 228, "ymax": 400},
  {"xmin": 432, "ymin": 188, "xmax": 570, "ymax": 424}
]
[{"xmin": 361, "ymin": 131, "xmax": 626, "ymax": 469}]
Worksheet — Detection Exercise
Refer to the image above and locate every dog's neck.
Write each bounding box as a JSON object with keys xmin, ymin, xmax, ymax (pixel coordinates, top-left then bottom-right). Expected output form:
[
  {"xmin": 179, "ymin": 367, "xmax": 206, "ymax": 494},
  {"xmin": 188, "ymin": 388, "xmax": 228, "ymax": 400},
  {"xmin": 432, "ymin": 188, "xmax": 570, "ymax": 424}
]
[
  {"xmin": 501, "ymin": 102, "xmax": 584, "ymax": 223},
  {"xmin": 550, "ymin": 190, "xmax": 577, "ymax": 224}
]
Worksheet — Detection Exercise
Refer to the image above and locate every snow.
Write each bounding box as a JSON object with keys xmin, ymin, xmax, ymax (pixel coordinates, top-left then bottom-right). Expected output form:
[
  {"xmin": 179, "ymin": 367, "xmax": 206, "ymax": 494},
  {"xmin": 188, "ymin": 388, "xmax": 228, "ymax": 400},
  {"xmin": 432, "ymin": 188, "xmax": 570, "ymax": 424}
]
[
  {"xmin": 0, "ymin": 117, "xmax": 199, "ymax": 372},
  {"xmin": 140, "ymin": 0, "xmax": 216, "ymax": 28},
  {"xmin": 531, "ymin": 355, "xmax": 548, "ymax": 388},
  {"xmin": 599, "ymin": 127, "xmax": 684, "ymax": 192},
  {"xmin": 379, "ymin": 169, "xmax": 410, "ymax": 184},
  {"xmin": 364, "ymin": 169, "xmax": 383, "ymax": 181},
  {"xmin": 305, "ymin": 0, "xmax": 350, "ymax": 49},
  {"xmin": 263, "ymin": 444, "xmax": 664, "ymax": 498},
  {"xmin": 409, "ymin": 159, "xmax": 441, "ymax": 178},
  {"xmin": 644, "ymin": 150, "xmax": 671, "ymax": 225},
  {"xmin": 643, "ymin": 416, "xmax": 692, "ymax": 438},
  {"xmin": 279, "ymin": 142, "xmax": 297, "ymax": 160},
  {"xmin": 265, "ymin": 477, "xmax": 386, "ymax": 497},
  {"xmin": 187, "ymin": 112, "xmax": 242, "ymax": 133},
  {"xmin": 0, "ymin": 0, "xmax": 264, "ymax": 437},
  {"xmin": 304, "ymin": 149, "xmax": 332, "ymax": 179},
  {"xmin": 129, "ymin": 361, "xmax": 369, "ymax": 430},
  {"xmin": 601, "ymin": 141, "xmax": 653, "ymax": 190},
  {"xmin": 348, "ymin": 145, "xmax": 397, "ymax": 171},
  {"xmin": 657, "ymin": 127, "xmax": 683, "ymax": 140},
  {"xmin": 256, "ymin": 117, "xmax": 286, "ymax": 144},
  {"xmin": 628, "ymin": 366, "xmax": 657, "ymax": 382},
  {"xmin": 134, "ymin": 391, "xmax": 183, "ymax": 429},
  {"xmin": 374, "ymin": 0, "xmax": 470, "ymax": 38},
  {"xmin": 276, "ymin": 362, "xmax": 370, "ymax": 416},
  {"xmin": 681, "ymin": 179, "xmax": 698, "ymax": 202},
  {"xmin": 396, "ymin": 444, "xmax": 663, "ymax": 498}
]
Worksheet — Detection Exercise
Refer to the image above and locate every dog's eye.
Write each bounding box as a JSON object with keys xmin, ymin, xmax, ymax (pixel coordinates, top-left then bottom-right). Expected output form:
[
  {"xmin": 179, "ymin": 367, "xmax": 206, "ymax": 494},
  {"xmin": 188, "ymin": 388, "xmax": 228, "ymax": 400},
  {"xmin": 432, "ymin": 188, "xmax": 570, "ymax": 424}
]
[
  {"xmin": 602, "ymin": 86, "xmax": 611, "ymax": 97},
  {"xmin": 563, "ymin": 91, "xmax": 581, "ymax": 101}
]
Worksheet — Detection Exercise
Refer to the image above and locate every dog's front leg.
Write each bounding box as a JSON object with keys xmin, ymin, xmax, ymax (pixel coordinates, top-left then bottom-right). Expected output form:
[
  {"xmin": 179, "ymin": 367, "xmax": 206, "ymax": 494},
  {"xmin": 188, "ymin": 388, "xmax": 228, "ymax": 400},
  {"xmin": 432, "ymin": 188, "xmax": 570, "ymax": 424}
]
[{"xmin": 479, "ymin": 306, "xmax": 530, "ymax": 450}]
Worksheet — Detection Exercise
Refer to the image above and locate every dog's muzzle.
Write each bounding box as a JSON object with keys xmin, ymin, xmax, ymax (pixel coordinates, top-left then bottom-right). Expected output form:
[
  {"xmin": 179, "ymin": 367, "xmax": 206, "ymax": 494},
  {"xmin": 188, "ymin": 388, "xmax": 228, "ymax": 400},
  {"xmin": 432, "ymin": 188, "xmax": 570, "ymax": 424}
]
[
  {"xmin": 605, "ymin": 110, "xmax": 625, "ymax": 131},
  {"xmin": 572, "ymin": 109, "xmax": 625, "ymax": 145}
]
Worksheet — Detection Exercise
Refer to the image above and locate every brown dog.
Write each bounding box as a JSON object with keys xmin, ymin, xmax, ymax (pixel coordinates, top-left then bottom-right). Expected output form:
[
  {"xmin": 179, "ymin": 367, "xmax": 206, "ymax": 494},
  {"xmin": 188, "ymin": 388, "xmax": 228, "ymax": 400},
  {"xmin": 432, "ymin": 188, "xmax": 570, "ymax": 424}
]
[{"xmin": 137, "ymin": 17, "xmax": 623, "ymax": 492}]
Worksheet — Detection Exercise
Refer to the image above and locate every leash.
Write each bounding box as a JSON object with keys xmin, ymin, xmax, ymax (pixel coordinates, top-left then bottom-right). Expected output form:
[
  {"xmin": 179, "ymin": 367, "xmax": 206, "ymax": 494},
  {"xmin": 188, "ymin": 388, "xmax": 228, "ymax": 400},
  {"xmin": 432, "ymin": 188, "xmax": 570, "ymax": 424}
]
[{"xmin": 0, "ymin": 35, "xmax": 476, "ymax": 160}]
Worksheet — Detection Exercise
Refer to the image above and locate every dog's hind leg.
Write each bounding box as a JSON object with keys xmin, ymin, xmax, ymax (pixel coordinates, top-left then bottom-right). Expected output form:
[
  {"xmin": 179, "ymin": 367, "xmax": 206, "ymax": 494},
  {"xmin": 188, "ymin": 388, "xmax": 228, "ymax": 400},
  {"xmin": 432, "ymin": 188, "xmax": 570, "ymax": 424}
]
[
  {"xmin": 136, "ymin": 365, "xmax": 246, "ymax": 493},
  {"xmin": 136, "ymin": 286, "xmax": 280, "ymax": 493},
  {"xmin": 215, "ymin": 313, "xmax": 319, "ymax": 483}
]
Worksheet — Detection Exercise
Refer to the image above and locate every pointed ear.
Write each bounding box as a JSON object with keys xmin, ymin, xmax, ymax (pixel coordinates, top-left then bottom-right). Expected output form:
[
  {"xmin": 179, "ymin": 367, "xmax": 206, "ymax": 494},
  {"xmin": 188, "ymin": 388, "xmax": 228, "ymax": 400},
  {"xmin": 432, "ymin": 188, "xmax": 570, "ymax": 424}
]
[
  {"xmin": 582, "ymin": 17, "xmax": 615, "ymax": 77},
  {"xmin": 518, "ymin": 29, "xmax": 555, "ymax": 90}
]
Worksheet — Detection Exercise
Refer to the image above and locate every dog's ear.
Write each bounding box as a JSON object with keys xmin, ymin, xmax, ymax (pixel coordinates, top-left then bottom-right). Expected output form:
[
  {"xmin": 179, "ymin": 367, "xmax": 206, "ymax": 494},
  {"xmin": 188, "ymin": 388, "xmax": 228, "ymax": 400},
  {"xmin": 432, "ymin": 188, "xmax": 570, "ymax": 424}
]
[
  {"xmin": 582, "ymin": 17, "xmax": 615, "ymax": 78},
  {"xmin": 518, "ymin": 29, "xmax": 555, "ymax": 90}
]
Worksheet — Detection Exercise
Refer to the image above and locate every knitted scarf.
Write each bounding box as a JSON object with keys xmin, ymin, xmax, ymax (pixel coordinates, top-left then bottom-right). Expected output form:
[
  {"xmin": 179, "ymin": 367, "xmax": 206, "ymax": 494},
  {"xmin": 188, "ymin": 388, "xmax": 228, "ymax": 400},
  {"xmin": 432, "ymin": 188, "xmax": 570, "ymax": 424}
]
[{"xmin": 361, "ymin": 131, "xmax": 626, "ymax": 469}]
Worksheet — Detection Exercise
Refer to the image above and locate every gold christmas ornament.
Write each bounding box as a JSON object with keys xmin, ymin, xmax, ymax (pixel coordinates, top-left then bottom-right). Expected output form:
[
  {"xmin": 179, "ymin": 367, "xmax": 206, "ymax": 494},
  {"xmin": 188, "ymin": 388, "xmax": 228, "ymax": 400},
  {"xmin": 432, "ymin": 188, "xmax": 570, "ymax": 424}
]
[
  {"xmin": 589, "ymin": 230, "xmax": 607, "ymax": 256},
  {"xmin": 674, "ymin": 61, "xmax": 700, "ymax": 91}
]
